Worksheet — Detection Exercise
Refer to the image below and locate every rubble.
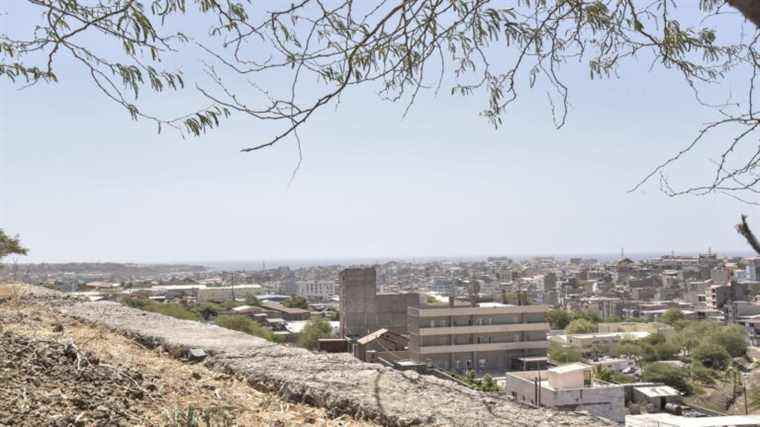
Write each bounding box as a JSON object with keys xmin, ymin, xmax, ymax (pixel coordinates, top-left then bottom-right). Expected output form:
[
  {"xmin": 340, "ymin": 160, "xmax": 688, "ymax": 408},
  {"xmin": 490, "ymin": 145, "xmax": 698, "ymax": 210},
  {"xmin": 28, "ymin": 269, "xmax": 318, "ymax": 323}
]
[{"xmin": 0, "ymin": 330, "xmax": 160, "ymax": 426}]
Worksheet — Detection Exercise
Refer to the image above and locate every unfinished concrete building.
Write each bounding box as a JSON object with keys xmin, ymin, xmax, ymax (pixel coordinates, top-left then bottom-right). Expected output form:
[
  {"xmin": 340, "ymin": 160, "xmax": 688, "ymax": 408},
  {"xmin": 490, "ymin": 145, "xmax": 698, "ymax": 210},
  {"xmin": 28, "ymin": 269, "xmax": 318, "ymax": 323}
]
[
  {"xmin": 339, "ymin": 267, "xmax": 421, "ymax": 337},
  {"xmin": 504, "ymin": 363, "xmax": 626, "ymax": 423},
  {"xmin": 407, "ymin": 302, "xmax": 550, "ymax": 374}
]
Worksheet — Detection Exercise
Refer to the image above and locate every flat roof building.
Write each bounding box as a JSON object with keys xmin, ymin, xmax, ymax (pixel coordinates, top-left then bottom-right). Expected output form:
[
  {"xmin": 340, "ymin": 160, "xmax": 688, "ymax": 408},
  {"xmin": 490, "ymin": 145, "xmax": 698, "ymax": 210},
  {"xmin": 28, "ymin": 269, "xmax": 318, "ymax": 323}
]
[
  {"xmin": 407, "ymin": 302, "xmax": 549, "ymax": 374},
  {"xmin": 504, "ymin": 363, "xmax": 626, "ymax": 423}
]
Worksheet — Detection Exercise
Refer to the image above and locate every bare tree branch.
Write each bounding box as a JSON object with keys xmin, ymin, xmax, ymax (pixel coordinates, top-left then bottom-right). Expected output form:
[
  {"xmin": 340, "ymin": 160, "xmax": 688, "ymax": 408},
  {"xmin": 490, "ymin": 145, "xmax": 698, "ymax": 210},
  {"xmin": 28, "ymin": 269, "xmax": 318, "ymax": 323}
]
[{"xmin": 737, "ymin": 214, "xmax": 760, "ymax": 255}]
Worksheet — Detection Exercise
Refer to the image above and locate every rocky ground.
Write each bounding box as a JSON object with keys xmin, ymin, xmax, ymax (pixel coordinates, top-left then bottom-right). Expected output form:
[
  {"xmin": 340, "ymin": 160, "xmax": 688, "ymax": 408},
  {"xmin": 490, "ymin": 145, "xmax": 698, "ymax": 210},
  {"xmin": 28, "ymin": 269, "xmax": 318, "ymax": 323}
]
[
  {"xmin": 0, "ymin": 284, "xmax": 611, "ymax": 426},
  {"xmin": 0, "ymin": 287, "xmax": 370, "ymax": 426}
]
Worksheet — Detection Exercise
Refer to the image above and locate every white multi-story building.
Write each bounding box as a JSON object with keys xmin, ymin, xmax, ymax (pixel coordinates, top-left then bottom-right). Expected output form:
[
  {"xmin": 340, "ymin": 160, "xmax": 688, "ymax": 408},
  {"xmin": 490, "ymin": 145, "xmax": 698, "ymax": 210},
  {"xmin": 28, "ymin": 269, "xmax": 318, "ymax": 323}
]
[
  {"xmin": 297, "ymin": 280, "xmax": 336, "ymax": 301},
  {"xmin": 197, "ymin": 284, "xmax": 262, "ymax": 303}
]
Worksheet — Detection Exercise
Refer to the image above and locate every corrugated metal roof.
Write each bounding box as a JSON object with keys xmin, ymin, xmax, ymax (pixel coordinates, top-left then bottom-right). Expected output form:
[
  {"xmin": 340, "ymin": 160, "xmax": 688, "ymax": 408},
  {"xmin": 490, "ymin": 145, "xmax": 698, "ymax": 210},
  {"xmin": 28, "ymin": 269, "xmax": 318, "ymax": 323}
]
[{"xmin": 635, "ymin": 385, "xmax": 680, "ymax": 398}]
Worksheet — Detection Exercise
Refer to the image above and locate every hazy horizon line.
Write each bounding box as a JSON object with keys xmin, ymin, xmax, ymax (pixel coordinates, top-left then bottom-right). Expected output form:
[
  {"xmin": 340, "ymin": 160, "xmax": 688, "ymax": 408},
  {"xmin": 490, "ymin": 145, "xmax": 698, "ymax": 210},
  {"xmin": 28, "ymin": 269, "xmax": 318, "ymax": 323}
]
[{"xmin": 7, "ymin": 248, "xmax": 757, "ymax": 268}]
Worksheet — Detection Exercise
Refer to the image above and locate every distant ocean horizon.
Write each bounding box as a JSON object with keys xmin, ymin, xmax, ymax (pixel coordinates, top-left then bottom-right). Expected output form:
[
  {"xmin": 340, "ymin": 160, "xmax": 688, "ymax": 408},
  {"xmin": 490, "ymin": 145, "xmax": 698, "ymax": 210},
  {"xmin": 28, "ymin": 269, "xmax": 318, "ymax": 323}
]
[{"xmin": 197, "ymin": 250, "xmax": 757, "ymax": 271}]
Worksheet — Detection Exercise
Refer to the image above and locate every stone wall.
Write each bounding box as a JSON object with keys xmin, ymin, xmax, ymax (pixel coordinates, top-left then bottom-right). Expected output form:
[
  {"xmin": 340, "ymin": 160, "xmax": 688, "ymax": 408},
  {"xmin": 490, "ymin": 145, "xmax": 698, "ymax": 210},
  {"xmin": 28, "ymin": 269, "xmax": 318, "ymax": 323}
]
[{"xmin": 58, "ymin": 299, "xmax": 612, "ymax": 427}]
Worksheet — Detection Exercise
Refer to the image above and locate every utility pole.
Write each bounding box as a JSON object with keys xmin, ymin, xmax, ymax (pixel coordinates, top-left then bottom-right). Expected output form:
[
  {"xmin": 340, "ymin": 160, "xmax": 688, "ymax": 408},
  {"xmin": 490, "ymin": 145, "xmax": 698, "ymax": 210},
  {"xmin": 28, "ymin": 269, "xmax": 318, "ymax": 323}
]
[
  {"xmin": 744, "ymin": 379, "xmax": 749, "ymax": 415},
  {"xmin": 231, "ymin": 271, "xmax": 236, "ymax": 302}
]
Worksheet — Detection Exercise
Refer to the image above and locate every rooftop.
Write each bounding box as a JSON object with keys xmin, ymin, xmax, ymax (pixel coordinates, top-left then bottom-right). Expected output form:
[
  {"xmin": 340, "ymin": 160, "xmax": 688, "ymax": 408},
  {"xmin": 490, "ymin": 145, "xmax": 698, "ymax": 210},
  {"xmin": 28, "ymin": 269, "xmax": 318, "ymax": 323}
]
[{"xmin": 548, "ymin": 363, "xmax": 590, "ymax": 374}]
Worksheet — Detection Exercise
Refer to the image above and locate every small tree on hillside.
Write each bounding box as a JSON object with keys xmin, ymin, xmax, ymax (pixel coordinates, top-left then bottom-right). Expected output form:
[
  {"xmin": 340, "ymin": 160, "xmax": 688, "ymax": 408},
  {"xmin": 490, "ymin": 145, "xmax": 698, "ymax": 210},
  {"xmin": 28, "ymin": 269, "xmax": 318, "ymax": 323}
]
[
  {"xmin": 0, "ymin": 230, "xmax": 28, "ymax": 267},
  {"xmin": 642, "ymin": 363, "xmax": 693, "ymax": 395},
  {"xmin": 692, "ymin": 343, "xmax": 731, "ymax": 370}
]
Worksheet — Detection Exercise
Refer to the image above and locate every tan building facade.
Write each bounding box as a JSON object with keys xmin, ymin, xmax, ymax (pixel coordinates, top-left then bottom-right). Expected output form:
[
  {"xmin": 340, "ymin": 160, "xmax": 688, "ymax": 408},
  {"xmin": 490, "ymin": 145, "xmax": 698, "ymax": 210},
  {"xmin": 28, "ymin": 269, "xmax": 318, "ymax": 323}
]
[{"xmin": 407, "ymin": 303, "xmax": 549, "ymax": 373}]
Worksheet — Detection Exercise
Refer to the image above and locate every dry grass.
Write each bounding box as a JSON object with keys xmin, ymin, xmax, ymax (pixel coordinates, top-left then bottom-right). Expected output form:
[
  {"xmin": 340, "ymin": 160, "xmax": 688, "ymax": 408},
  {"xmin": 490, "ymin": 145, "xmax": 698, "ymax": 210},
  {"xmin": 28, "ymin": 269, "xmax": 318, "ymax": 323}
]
[
  {"xmin": 0, "ymin": 283, "xmax": 28, "ymax": 302},
  {"xmin": 0, "ymin": 298, "xmax": 373, "ymax": 426}
]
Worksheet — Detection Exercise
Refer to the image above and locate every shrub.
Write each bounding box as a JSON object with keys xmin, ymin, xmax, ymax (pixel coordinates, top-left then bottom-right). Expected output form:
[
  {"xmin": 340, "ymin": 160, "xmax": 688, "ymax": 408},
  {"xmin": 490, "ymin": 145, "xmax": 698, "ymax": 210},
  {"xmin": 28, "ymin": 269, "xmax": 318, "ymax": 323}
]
[
  {"xmin": 660, "ymin": 308, "xmax": 685, "ymax": 326},
  {"xmin": 549, "ymin": 342, "xmax": 582, "ymax": 363},
  {"xmin": 690, "ymin": 361, "xmax": 718, "ymax": 385},
  {"xmin": 547, "ymin": 309, "xmax": 572, "ymax": 330},
  {"xmin": 282, "ymin": 295, "xmax": 309, "ymax": 310},
  {"xmin": 297, "ymin": 317, "xmax": 332, "ymax": 349},
  {"xmin": 692, "ymin": 343, "xmax": 731, "ymax": 370},
  {"xmin": 152, "ymin": 303, "xmax": 202, "ymax": 321},
  {"xmin": 642, "ymin": 363, "xmax": 692, "ymax": 395},
  {"xmin": 566, "ymin": 318, "xmax": 596, "ymax": 334},
  {"xmin": 710, "ymin": 324, "xmax": 748, "ymax": 357},
  {"xmin": 123, "ymin": 298, "xmax": 200, "ymax": 321},
  {"xmin": 215, "ymin": 315, "xmax": 277, "ymax": 342}
]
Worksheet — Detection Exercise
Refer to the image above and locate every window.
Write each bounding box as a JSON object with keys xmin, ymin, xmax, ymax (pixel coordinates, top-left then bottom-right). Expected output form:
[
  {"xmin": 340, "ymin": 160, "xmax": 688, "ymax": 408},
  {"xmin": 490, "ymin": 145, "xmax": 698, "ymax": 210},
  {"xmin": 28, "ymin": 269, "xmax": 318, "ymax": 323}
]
[{"xmin": 479, "ymin": 359, "xmax": 487, "ymax": 369}]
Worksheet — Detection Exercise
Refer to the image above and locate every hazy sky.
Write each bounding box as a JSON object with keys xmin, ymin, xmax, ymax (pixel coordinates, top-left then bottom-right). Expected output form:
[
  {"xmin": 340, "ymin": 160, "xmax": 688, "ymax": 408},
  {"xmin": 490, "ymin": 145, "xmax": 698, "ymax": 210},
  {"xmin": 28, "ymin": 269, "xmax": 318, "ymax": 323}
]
[{"xmin": 2, "ymin": 3, "xmax": 758, "ymax": 263}]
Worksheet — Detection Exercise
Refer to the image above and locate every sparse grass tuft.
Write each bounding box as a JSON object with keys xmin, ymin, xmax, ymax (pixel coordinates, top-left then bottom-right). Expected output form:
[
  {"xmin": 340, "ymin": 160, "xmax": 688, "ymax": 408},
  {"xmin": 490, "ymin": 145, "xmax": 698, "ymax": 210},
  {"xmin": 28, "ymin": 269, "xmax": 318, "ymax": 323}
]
[{"xmin": 162, "ymin": 405, "xmax": 236, "ymax": 427}]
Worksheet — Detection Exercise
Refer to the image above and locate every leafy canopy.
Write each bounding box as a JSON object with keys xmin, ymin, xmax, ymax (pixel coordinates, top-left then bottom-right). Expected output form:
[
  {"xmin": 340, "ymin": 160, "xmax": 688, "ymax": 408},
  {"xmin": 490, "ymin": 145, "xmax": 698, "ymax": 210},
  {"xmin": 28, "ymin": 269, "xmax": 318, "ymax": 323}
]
[
  {"xmin": 565, "ymin": 318, "xmax": 597, "ymax": 334},
  {"xmin": 0, "ymin": 230, "xmax": 28, "ymax": 262},
  {"xmin": 5, "ymin": 1, "xmax": 760, "ymax": 198}
]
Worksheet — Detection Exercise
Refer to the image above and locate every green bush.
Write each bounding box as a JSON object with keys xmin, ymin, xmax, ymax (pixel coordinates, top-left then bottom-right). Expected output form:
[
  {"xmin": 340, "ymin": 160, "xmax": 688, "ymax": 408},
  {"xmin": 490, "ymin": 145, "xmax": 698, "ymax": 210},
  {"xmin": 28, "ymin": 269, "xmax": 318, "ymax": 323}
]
[
  {"xmin": 593, "ymin": 366, "xmax": 634, "ymax": 384},
  {"xmin": 690, "ymin": 361, "xmax": 718, "ymax": 385},
  {"xmin": 566, "ymin": 318, "xmax": 596, "ymax": 334},
  {"xmin": 123, "ymin": 297, "xmax": 149, "ymax": 310},
  {"xmin": 642, "ymin": 363, "xmax": 692, "ymax": 395},
  {"xmin": 297, "ymin": 317, "xmax": 332, "ymax": 349},
  {"xmin": 709, "ymin": 324, "xmax": 748, "ymax": 357},
  {"xmin": 547, "ymin": 309, "xmax": 573, "ymax": 330},
  {"xmin": 122, "ymin": 297, "xmax": 199, "ymax": 321},
  {"xmin": 454, "ymin": 371, "xmax": 501, "ymax": 392},
  {"xmin": 692, "ymin": 343, "xmax": 731, "ymax": 370},
  {"xmin": 282, "ymin": 295, "xmax": 309, "ymax": 310},
  {"xmin": 152, "ymin": 303, "xmax": 201, "ymax": 321},
  {"xmin": 660, "ymin": 308, "xmax": 685, "ymax": 326},
  {"xmin": 549, "ymin": 342, "xmax": 582, "ymax": 363},
  {"xmin": 215, "ymin": 315, "xmax": 277, "ymax": 342}
]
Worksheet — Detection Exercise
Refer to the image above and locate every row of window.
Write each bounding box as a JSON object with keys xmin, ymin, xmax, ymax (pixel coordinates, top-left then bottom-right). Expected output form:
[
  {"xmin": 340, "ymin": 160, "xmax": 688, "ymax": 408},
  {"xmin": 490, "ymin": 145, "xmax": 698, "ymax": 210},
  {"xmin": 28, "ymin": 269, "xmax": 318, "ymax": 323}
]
[
  {"xmin": 424, "ymin": 317, "xmax": 544, "ymax": 328},
  {"xmin": 421, "ymin": 332, "xmax": 546, "ymax": 347},
  {"xmin": 429, "ymin": 358, "xmax": 489, "ymax": 370}
]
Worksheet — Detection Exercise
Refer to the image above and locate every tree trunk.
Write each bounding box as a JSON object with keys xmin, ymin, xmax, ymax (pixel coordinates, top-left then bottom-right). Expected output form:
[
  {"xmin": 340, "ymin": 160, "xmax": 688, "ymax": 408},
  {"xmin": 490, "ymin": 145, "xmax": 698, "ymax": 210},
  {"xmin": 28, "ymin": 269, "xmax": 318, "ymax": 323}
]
[{"xmin": 729, "ymin": 0, "xmax": 760, "ymax": 28}]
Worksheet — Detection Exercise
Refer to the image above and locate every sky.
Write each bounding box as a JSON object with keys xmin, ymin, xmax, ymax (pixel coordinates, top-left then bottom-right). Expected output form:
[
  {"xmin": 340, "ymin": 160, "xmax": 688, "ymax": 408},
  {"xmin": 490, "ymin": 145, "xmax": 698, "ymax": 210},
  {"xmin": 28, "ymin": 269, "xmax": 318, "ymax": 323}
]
[{"xmin": 1, "ymin": 3, "xmax": 759, "ymax": 264}]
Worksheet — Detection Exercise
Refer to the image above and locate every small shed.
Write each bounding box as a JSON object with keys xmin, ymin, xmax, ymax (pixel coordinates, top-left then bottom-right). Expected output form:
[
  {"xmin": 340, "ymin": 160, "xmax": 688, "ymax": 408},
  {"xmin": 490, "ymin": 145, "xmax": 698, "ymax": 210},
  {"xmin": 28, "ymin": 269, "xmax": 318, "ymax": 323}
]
[{"xmin": 633, "ymin": 385, "xmax": 681, "ymax": 410}]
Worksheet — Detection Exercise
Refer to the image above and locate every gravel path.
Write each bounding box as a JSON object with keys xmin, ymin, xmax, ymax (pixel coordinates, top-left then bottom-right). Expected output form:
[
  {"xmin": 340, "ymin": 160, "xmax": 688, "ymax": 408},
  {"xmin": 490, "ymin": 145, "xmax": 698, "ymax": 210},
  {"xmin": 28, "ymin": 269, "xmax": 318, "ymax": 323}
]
[{"xmin": 58, "ymin": 300, "xmax": 612, "ymax": 426}]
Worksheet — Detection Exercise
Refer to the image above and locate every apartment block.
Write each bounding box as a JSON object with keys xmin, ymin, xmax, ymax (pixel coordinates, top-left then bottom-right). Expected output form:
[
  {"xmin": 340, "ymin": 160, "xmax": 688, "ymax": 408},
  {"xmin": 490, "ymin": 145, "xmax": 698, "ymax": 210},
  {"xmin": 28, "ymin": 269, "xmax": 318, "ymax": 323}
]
[
  {"xmin": 297, "ymin": 280, "xmax": 336, "ymax": 301},
  {"xmin": 407, "ymin": 303, "xmax": 549, "ymax": 373}
]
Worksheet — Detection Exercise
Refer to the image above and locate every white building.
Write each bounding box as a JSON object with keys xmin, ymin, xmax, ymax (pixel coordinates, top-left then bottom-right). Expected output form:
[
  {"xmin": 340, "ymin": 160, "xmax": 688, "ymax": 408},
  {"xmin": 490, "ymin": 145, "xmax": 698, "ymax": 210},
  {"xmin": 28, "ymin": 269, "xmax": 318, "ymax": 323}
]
[
  {"xmin": 504, "ymin": 363, "xmax": 626, "ymax": 423},
  {"xmin": 297, "ymin": 280, "xmax": 336, "ymax": 301},
  {"xmin": 197, "ymin": 284, "xmax": 262, "ymax": 303},
  {"xmin": 626, "ymin": 413, "xmax": 760, "ymax": 427}
]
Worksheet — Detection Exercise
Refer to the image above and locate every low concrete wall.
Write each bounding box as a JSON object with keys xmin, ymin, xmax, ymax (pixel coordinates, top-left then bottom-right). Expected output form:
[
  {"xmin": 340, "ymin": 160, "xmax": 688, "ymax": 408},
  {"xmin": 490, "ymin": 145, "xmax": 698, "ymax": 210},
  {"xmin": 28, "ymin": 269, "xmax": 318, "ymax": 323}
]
[{"xmin": 56, "ymin": 300, "xmax": 612, "ymax": 426}]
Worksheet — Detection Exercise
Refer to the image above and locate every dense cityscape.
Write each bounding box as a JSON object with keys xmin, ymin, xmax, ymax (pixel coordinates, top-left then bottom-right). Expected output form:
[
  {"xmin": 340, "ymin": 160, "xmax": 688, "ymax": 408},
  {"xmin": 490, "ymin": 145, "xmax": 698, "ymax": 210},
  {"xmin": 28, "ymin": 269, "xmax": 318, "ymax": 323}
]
[{"xmin": 6, "ymin": 250, "xmax": 760, "ymax": 425}]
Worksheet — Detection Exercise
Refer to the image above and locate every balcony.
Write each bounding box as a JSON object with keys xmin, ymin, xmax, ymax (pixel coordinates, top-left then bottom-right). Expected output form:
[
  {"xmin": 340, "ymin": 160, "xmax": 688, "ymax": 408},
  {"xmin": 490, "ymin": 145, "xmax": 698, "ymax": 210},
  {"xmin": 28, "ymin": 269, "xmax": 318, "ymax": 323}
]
[
  {"xmin": 418, "ymin": 340, "xmax": 550, "ymax": 355},
  {"xmin": 410, "ymin": 305, "xmax": 548, "ymax": 318},
  {"xmin": 418, "ymin": 322, "xmax": 550, "ymax": 336}
]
